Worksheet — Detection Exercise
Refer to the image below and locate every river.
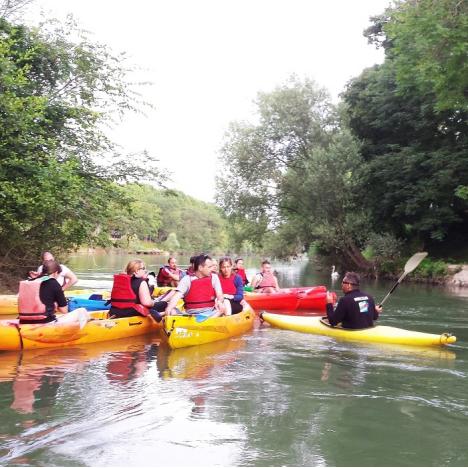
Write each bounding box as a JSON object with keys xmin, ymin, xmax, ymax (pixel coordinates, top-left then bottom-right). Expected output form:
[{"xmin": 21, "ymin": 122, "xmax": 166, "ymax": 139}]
[{"xmin": 0, "ymin": 253, "xmax": 467, "ymax": 466}]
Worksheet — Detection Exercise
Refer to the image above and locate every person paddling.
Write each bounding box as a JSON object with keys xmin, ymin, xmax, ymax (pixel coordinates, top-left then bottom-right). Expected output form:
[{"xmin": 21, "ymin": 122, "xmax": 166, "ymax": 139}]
[{"xmin": 325, "ymin": 272, "xmax": 382, "ymax": 329}]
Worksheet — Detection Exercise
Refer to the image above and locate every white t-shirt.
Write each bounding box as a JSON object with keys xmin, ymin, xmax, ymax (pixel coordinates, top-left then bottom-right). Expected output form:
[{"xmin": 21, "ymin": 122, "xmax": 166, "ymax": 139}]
[{"xmin": 37, "ymin": 264, "xmax": 71, "ymax": 287}]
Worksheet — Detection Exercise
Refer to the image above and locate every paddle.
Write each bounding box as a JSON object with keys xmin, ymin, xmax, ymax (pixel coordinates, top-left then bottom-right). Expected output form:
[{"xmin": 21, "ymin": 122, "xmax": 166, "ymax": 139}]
[
  {"xmin": 379, "ymin": 252, "xmax": 428, "ymax": 306},
  {"xmin": 195, "ymin": 309, "xmax": 217, "ymax": 323}
]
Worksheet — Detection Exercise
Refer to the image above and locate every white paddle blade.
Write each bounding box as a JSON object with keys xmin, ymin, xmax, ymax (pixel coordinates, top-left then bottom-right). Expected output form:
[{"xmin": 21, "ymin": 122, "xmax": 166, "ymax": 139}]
[{"xmin": 404, "ymin": 252, "xmax": 428, "ymax": 274}]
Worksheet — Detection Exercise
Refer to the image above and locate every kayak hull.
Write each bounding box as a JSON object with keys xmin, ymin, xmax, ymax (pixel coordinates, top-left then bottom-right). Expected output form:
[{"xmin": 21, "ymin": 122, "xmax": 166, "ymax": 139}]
[
  {"xmin": 164, "ymin": 306, "xmax": 255, "ymax": 349},
  {"xmin": 261, "ymin": 312, "xmax": 456, "ymax": 347},
  {"xmin": 0, "ymin": 311, "xmax": 161, "ymax": 351},
  {"xmin": 244, "ymin": 286, "xmax": 334, "ymax": 312}
]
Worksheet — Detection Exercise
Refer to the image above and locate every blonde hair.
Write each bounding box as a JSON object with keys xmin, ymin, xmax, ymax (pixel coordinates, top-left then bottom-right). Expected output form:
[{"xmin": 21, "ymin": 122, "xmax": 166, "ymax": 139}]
[{"xmin": 125, "ymin": 259, "xmax": 145, "ymax": 275}]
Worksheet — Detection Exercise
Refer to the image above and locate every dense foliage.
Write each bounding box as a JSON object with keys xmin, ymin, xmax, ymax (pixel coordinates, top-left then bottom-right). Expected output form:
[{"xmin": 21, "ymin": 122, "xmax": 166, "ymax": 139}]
[
  {"xmin": 216, "ymin": 0, "xmax": 468, "ymax": 272},
  {"xmin": 0, "ymin": 11, "xmax": 164, "ymax": 288},
  {"xmin": 109, "ymin": 184, "xmax": 229, "ymax": 254}
]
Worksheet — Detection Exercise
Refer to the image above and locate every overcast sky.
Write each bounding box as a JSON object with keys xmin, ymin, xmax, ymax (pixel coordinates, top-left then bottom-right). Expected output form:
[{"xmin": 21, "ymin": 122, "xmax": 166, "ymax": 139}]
[{"xmin": 26, "ymin": 0, "xmax": 390, "ymax": 202}]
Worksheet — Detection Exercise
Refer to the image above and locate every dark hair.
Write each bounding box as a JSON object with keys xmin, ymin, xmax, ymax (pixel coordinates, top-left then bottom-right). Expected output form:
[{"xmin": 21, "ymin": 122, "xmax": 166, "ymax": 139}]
[
  {"xmin": 189, "ymin": 255, "xmax": 196, "ymax": 264},
  {"xmin": 42, "ymin": 260, "xmax": 62, "ymax": 276},
  {"xmin": 261, "ymin": 260, "xmax": 271, "ymax": 266},
  {"xmin": 219, "ymin": 256, "xmax": 233, "ymax": 274},
  {"xmin": 234, "ymin": 258, "xmax": 243, "ymax": 264},
  {"xmin": 168, "ymin": 257, "xmax": 176, "ymax": 263},
  {"xmin": 193, "ymin": 254, "xmax": 211, "ymax": 272},
  {"xmin": 343, "ymin": 271, "xmax": 360, "ymax": 287}
]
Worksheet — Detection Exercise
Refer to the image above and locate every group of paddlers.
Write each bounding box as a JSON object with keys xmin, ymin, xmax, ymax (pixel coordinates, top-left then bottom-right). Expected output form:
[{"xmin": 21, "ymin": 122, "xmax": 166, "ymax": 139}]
[{"xmin": 17, "ymin": 252, "xmax": 282, "ymax": 327}]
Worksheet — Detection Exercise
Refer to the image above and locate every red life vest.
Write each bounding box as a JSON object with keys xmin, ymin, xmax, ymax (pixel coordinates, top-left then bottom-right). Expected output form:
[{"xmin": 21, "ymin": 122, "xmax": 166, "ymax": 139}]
[
  {"xmin": 256, "ymin": 271, "xmax": 276, "ymax": 289},
  {"xmin": 17, "ymin": 279, "xmax": 50, "ymax": 322},
  {"xmin": 157, "ymin": 266, "xmax": 182, "ymax": 286},
  {"xmin": 218, "ymin": 273, "xmax": 237, "ymax": 295},
  {"xmin": 184, "ymin": 276, "xmax": 216, "ymax": 309},
  {"xmin": 110, "ymin": 274, "xmax": 149, "ymax": 317},
  {"xmin": 235, "ymin": 268, "xmax": 248, "ymax": 285}
]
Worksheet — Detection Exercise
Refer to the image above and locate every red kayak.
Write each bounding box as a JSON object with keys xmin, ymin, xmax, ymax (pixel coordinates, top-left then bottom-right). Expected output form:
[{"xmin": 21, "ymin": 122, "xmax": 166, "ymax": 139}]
[{"xmin": 245, "ymin": 286, "xmax": 336, "ymax": 313}]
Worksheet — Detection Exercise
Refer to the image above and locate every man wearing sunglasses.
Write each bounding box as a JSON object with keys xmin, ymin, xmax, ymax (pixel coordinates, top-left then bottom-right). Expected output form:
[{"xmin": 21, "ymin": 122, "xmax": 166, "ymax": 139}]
[{"xmin": 325, "ymin": 272, "xmax": 382, "ymax": 329}]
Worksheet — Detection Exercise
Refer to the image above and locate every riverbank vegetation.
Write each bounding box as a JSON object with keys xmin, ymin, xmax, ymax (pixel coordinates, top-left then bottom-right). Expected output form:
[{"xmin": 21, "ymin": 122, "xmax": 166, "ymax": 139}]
[
  {"xmin": 216, "ymin": 0, "xmax": 467, "ymax": 277},
  {"xmin": 1, "ymin": 0, "xmax": 467, "ymax": 291}
]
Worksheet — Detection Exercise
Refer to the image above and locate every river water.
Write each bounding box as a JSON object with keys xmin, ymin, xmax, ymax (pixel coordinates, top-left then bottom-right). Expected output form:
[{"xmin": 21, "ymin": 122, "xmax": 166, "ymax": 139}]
[{"xmin": 1, "ymin": 253, "xmax": 467, "ymax": 466}]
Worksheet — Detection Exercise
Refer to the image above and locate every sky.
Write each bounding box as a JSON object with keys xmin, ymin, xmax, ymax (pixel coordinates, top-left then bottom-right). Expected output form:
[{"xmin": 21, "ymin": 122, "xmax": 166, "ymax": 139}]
[{"xmin": 25, "ymin": 0, "xmax": 390, "ymax": 202}]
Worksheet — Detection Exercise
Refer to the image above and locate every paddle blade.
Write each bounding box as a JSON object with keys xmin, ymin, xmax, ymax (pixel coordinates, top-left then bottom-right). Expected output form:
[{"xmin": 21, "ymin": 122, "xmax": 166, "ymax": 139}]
[
  {"xmin": 404, "ymin": 252, "xmax": 428, "ymax": 275},
  {"xmin": 195, "ymin": 310, "xmax": 217, "ymax": 323}
]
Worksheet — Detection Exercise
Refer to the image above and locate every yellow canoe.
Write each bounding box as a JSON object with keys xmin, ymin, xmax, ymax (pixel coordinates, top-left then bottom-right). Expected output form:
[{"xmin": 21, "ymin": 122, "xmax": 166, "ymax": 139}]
[
  {"xmin": 261, "ymin": 312, "xmax": 456, "ymax": 347},
  {"xmin": 0, "ymin": 289, "xmax": 106, "ymax": 315},
  {"xmin": 0, "ymin": 310, "xmax": 161, "ymax": 351},
  {"xmin": 163, "ymin": 306, "xmax": 255, "ymax": 349},
  {"xmin": 0, "ymin": 287, "xmax": 173, "ymax": 315}
]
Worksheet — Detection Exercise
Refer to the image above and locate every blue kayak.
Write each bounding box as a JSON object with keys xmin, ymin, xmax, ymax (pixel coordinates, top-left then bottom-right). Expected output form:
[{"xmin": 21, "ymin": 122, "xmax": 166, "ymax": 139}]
[{"xmin": 68, "ymin": 294, "xmax": 109, "ymax": 312}]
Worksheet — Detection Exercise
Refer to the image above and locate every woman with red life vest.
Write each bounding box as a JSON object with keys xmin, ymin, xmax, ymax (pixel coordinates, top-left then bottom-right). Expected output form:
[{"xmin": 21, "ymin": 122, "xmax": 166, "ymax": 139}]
[
  {"xmin": 18, "ymin": 260, "xmax": 89, "ymax": 326},
  {"xmin": 218, "ymin": 257, "xmax": 245, "ymax": 315},
  {"xmin": 109, "ymin": 259, "xmax": 167, "ymax": 322},
  {"xmin": 164, "ymin": 254, "xmax": 227, "ymax": 317},
  {"xmin": 250, "ymin": 260, "xmax": 280, "ymax": 293},
  {"xmin": 156, "ymin": 257, "xmax": 185, "ymax": 287},
  {"xmin": 233, "ymin": 257, "xmax": 249, "ymax": 286}
]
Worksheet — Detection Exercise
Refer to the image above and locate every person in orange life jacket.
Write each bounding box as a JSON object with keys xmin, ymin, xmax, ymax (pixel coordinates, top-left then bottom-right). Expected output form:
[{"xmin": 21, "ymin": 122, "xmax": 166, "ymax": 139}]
[
  {"xmin": 18, "ymin": 260, "xmax": 89, "ymax": 325},
  {"xmin": 157, "ymin": 257, "xmax": 185, "ymax": 287},
  {"xmin": 218, "ymin": 257, "xmax": 245, "ymax": 315},
  {"xmin": 109, "ymin": 259, "xmax": 167, "ymax": 322},
  {"xmin": 28, "ymin": 251, "xmax": 78, "ymax": 291},
  {"xmin": 164, "ymin": 254, "xmax": 227, "ymax": 316},
  {"xmin": 233, "ymin": 257, "xmax": 249, "ymax": 286},
  {"xmin": 325, "ymin": 271, "xmax": 382, "ymax": 329},
  {"xmin": 250, "ymin": 260, "xmax": 280, "ymax": 293}
]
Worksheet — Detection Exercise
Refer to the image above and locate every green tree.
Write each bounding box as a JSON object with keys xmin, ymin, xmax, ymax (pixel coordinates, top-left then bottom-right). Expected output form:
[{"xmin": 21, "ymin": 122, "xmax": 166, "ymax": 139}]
[
  {"xmin": 0, "ymin": 15, "xmax": 164, "ymax": 289},
  {"xmin": 377, "ymin": 0, "xmax": 468, "ymax": 112}
]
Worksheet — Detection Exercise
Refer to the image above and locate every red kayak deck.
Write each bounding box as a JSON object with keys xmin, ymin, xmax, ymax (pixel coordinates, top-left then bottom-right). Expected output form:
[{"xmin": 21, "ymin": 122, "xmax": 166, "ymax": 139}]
[{"xmin": 245, "ymin": 286, "xmax": 336, "ymax": 313}]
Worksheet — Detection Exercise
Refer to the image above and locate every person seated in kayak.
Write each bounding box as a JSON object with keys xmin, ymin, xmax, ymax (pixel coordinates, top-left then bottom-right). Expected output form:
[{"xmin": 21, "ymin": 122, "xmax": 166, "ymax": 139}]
[
  {"xmin": 28, "ymin": 251, "xmax": 78, "ymax": 291},
  {"xmin": 250, "ymin": 260, "xmax": 280, "ymax": 293},
  {"xmin": 109, "ymin": 259, "xmax": 167, "ymax": 322},
  {"xmin": 233, "ymin": 258, "xmax": 249, "ymax": 286},
  {"xmin": 325, "ymin": 272, "xmax": 382, "ymax": 329},
  {"xmin": 18, "ymin": 260, "xmax": 89, "ymax": 326},
  {"xmin": 157, "ymin": 257, "xmax": 185, "ymax": 287},
  {"xmin": 218, "ymin": 257, "xmax": 245, "ymax": 315},
  {"xmin": 164, "ymin": 254, "xmax": 227, "ymax": 317}
]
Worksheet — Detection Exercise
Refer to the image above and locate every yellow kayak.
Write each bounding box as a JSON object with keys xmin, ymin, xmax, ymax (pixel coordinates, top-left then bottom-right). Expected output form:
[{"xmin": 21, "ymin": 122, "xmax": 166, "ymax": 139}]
[
  {"xmin": 0, "ymin": 310, "xmax": 161, "ymax": 351},
  {"xmin": 261, "ymin": 312, "xmax": 456, "ymax": 347},
  {"xmin": 0, "ymin": 287, "xmax": 173, "ymax": 315},
  {"xmin": 0, "ymin": 289, "xmax": 106, "ymax": 315},
  {"xmin": 163, "ymin": 306, "xmax": 255, "ymax": 349}
]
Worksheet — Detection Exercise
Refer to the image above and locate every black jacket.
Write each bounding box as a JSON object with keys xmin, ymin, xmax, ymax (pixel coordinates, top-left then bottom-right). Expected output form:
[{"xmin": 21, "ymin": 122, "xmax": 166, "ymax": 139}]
[{"xmin": 326, "ymin": 289, "xmax": 379, "ymax": 329}]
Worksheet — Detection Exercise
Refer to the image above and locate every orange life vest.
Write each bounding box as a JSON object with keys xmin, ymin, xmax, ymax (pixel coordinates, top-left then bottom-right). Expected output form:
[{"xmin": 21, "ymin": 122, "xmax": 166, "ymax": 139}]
[
  {"xmin": 184, "ymin": 276, "xmax": 216, "ymax": 310},
  {"xmin": 109, "ymin": 274, "xmax": 149, "ymax": 317},
  {"xmin": 18, "ymin": 278, "xmax": 52, "ymax": 322},
  {"xmin": 256, "ymin": 271, "xmax": 276, "ymax": 289}
]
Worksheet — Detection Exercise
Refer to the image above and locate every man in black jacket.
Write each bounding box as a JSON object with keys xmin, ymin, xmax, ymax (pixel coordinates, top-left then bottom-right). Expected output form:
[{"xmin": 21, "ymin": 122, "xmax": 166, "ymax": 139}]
[{"xmin": 326, "ymin": 272, "xmax": 382, "ymax": 329}]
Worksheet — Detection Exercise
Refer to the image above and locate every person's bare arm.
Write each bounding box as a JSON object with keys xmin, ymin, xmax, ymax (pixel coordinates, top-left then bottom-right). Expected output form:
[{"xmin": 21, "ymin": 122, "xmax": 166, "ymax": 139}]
[
  {"xmin": 62, "ymin": 270, "xmax": 78, "ymax": 290},
  {"xmin": 138, "ymin": 281, "xmax": 154, "ymax": 308},
  {"xmin": 165, "ymin": 291, "xmax": 183, "ymax": 315}
]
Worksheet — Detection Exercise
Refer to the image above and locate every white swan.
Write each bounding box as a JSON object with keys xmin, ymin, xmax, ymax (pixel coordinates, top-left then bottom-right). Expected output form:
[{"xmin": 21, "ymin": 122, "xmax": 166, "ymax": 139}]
[{"xmin": 331, "ymin": 265, "xmax": 339, "ymax": 279}]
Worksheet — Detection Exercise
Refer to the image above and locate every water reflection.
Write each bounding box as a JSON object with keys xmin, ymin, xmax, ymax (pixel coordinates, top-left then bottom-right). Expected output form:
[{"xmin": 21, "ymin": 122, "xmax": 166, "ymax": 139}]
[{"xmin": 0, "ymin": 254, "xmax": 466, "ymax": 467}]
